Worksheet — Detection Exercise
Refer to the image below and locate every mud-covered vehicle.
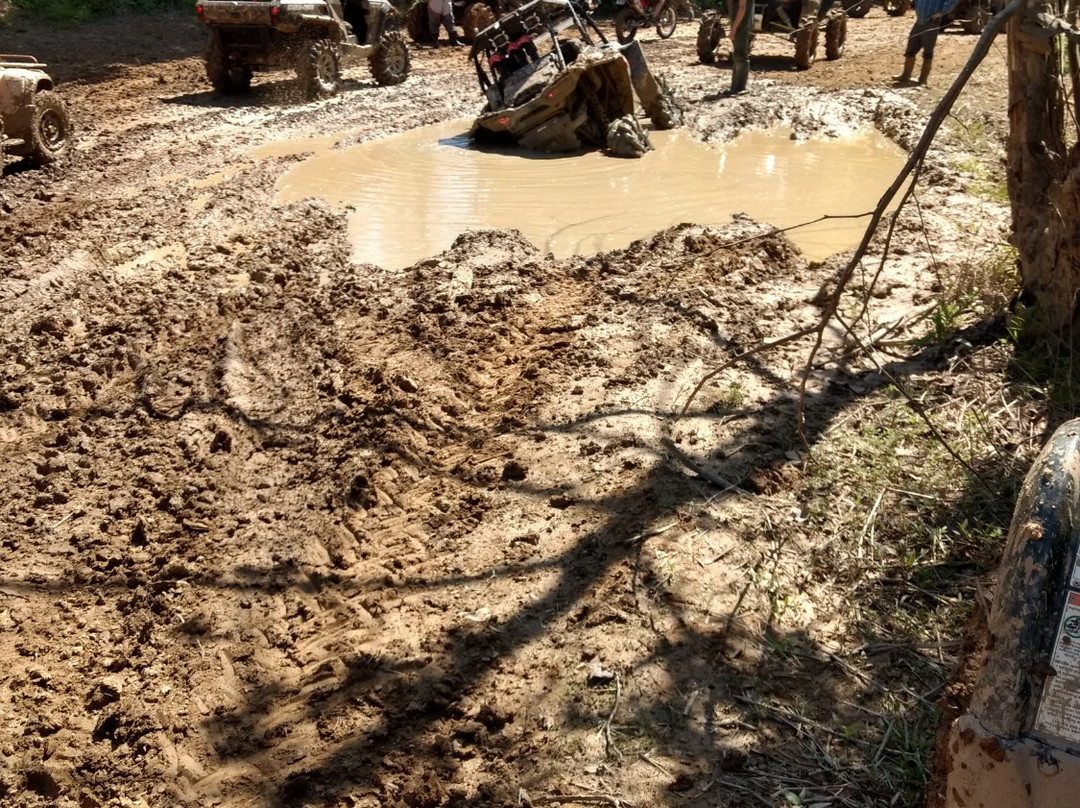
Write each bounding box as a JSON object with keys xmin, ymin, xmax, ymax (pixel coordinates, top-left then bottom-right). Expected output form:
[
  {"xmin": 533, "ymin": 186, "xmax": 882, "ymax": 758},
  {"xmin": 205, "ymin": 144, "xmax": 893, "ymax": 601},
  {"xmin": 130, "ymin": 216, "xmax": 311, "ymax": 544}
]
[
  {"xmin": 697, "ymin": 0, "xmax": 849, "ymax": 70},
  {"xmin": 0, "ymin": 55, "xmax": 71, "ymax": 168},
  {"xmin": 406, "ymin": 0, "xmax": 514, "ymax": 46},
  {"xmin": 196, "ymin": 0, "xmax": 410, "ymax": 98},
  {"xmin": 469, "ymin": 0, "xmax": 681, "ymax": 157}
]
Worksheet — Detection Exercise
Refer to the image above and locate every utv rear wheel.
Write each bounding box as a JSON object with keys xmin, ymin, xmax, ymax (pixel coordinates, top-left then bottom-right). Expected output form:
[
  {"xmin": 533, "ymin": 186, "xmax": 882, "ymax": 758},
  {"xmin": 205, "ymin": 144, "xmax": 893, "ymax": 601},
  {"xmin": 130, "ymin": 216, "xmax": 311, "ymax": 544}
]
[
  {"xmin": 793, "ymin": 20, "xmax": 818, "ymax": 69},
  {"xmin": 462, "ymin": 3, "xmax": 496, "ymax": 44},
  {"xmin": 406, "ymin": 1, "xmax": 433, "ymax": 43},
  {"xmin": 883, "ymin": 0, "xmax": 909, "ymax": 15},
  {"xmin": 298, "ymin": 38, "xmax": 341, "ymax": 99},
  {"xmin": 206, "ymin": 39, "xmax": 252, "ymax": 93},
  {"xmin": 824, "ymin": 14, "xmax": 846, "ymax": 59},
  {"xmin": 696, "ymin": 10, "xmax": 724, "ymax": 63},
  {"xmin": 614, "ymin": 6, "xmax": 641, "ymax": 44},
  {"xmin": 371, "ymin": 30, "xmax": 410, "ymax": 85},
  {"xmin": 845, "ymin": 0, "xmax": 872, "ymax": 16},
  {"xmin": 656, "ymin": 4, "xmax": 677, "ymax": 37},
  {"xmin": 29, "ymin": 91, "xmax": 71, "ymax": 165}
]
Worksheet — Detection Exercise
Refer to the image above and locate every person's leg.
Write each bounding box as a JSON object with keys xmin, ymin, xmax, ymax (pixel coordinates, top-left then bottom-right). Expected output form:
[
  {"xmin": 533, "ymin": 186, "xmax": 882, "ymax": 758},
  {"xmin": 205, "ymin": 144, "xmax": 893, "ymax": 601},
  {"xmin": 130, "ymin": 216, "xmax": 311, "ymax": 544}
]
[
  {"xmin": 428, "ymin": 6, "xmax": 441, "ymax": 46},
  {"xmin": 918, "ymin": 27, "xmax": 940, "ymax": 84},
  {"xmin": 895, "ymin": 20, "xmax": 923, "ymax": 82},
  {"xmin": 442, "ymin": 8, "xmax": 461, "ymax": 45},
  {"xmin": 730, "ymin": 11, "xmax": 753, "ymax": 93}
]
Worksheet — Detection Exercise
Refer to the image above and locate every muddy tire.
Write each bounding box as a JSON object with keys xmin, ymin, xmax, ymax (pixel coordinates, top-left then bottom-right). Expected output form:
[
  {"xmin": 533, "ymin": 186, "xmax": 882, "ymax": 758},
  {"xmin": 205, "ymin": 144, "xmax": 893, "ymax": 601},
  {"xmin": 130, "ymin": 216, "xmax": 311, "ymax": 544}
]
[
  {"xmin": 883, "ymin": 0, "xmax": 909, "ymax": 15},
  {"xmin": 605, "ymin": 114, "xmax": 652, "ymax": 158},
  {"xmin": 28, "ymin": 91, "xmax": 71, "ymax": 165},
  {"xmin": 824, "ymin": 14, "xmax": 846, "ymax": 60},
  {"xmin": 645, "ymin": 73, "xmax": 683, "ymax": 130},
  {"xmin": 462, "ymin": 3, "xmax": 496, "ymax": 44},
  {"xmin": 206, "ymin": 38, "xmax": 252, "ymax": 94},
  {"xmin": 370, "ymin": 30, "xmax": 410, "ymax": 85},
  {"xmin": 696, "ymin": 10, "xmax": 724, "ymax": 63},
  {"xmin": 845, "ymin": 0, "xmax": 873, "ymax": 16},
  {"xmin": 406, "ymin": 1, "xmax": 433, "ymax": 43},
  {"xmin": 614, "ymin": 6, "xmax": 641, "ymax": 44},
  {"xmin": 793, "ymin": 20, "xmax": 819, "ymax": 70},
  {"xmin": 655, "ymin": 4, "xmax": 677, "ymax": 38},
  {"xmin": 297, "ymin": 38, "xmax": 341, "ymax": 99},
  {"xmin": 961, "ymin": 0, "xmax": 990, "ymax": 32}
]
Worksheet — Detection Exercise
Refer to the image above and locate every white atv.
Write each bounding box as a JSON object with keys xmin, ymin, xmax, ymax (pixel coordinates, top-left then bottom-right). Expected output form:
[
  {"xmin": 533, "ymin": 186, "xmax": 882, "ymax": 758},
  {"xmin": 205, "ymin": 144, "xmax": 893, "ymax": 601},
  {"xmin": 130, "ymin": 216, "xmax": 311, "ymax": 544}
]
[{"xmin": 0, "ymin": 55, "xmax": 72, "ymax": 168}]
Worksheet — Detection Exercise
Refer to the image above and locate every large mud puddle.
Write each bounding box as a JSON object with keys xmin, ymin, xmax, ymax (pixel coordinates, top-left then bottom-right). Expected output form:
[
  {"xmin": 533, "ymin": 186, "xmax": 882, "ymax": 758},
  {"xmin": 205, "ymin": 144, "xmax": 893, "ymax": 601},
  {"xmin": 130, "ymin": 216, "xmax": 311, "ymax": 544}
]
[{"xmin": 274, "ymin": 120, "xmax": 907, "ymax": 268}]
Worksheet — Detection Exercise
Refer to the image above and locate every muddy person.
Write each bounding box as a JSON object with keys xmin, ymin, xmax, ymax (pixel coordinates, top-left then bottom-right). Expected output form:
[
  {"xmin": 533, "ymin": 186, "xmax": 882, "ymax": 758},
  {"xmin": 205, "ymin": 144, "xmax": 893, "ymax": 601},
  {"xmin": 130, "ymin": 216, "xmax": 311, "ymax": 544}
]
[
  {"xmin": 894, "ymin": 0, "xmax": 956, "ymax": 87},
  {"xmin": 428, "ymin": 0, "xmax": 463, "ymax": 47},
  {"xmin": 726, "ymin": 0, "xmax": 752, "ymax": 95}
]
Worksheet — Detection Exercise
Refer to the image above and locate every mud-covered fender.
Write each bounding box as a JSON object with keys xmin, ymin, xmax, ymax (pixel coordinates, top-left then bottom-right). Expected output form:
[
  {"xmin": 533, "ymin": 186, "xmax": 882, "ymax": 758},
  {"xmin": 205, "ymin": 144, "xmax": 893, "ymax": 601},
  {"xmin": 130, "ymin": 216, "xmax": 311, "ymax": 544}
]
[{"xmin": 0, "ymin": 69, "xmax": 42, "ymax": 139}]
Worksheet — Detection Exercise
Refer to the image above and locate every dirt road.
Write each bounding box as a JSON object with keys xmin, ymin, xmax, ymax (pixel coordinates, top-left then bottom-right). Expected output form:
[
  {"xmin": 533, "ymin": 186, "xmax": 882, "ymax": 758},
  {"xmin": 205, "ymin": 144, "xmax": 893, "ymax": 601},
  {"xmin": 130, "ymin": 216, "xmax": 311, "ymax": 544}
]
[{"xmin": 0, "ymin": 8, "xmax": 1013, "ymax": 808}]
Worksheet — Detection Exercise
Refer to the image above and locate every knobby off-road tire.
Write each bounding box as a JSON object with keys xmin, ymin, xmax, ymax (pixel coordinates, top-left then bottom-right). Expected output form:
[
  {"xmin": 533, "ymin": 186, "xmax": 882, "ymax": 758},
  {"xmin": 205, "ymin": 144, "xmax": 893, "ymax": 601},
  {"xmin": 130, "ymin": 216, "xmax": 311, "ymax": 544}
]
[
  {"xmin": 206, "ymin": 39, "xmax": 252, "ymax": 94},
  {"xmin": 845, "ymin": 0, "xmax": 872, "ymax": 17},
  {"xmin": 883, "ymin": 0, "xmax": 909, "ymax": 16},
  {"xmin": 614, "ymin": 6, "xmax": 641, "ymax": 44},
  {"xmin": 406, "ymin": 1, "xmax": 433, "ymax": 43},
  {"xmin": 696, "ymin": 10, "xmax": 724, "ymax": 63},
  {"xmin": 646, "ymin": 73, "xmax": 683, "ymax": 130},
  {"xmin": 462, "ymin": 3, "xmax": 496, "ymax": 44},
  {"xmin": 605, "ymin": 114, "xmax": 652, "ymax": 158},
  {"xmin": 824, "ymin": 14, "xmax": 846, "ymax": 60},
  {"xmin": 370, "ymin": 30, "xmax": 411, "ymax": 85},
  {"xmin": 29, "ymin": 91, "xmax": 71, "ymax": 165},
  {"xmin": 655, "ymin": 4, "xmax": 677, "ymax": 38},
  {"xmin": 297, "ymin": 38, "xmax": 341, "ymax": 99},
  {"xmin": 793, "ymin": 20, "xmax": 819, "ymax": 69}
]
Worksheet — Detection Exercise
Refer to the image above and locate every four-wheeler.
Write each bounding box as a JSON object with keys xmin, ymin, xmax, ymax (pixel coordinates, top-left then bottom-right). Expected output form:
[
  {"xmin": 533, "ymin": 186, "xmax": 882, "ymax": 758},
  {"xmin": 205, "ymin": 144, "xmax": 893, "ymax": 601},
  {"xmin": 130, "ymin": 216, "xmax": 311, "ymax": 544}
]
[
  {"xmin": 468, "ymin": 0, "xmax": 682, "ymax": 156},
  {"xmin": 696, "ymin": 0, "xmax": 849, "ymax": 70},
  {"xmin": 0, "ymin": 55, "xmax": 71, "ymax": 168},
  {"xmin": 195, "ymin": 0, "xmax": 410, "ymax": 99}
]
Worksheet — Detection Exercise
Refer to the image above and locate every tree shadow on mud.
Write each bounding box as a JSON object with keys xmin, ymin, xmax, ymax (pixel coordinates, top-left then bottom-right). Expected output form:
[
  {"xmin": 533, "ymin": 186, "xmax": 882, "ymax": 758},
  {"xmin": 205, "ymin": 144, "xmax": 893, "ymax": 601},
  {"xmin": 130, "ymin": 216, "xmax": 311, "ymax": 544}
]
[
  {"xmin": 180, "ymin": 323, "xmax": 1021, "ymax": 808},
  {"xmin": 161, "ymin": 75, "xmax": 400, "ymax": 111}
]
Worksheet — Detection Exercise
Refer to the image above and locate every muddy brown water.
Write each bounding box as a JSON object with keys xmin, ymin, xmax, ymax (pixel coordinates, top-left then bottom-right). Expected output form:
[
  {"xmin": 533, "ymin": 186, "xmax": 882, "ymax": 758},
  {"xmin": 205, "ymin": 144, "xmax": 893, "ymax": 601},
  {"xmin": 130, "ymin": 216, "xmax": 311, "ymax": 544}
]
[{"xmin": 271, "ymin": 120, "xmax": 907, "ymax": 268}]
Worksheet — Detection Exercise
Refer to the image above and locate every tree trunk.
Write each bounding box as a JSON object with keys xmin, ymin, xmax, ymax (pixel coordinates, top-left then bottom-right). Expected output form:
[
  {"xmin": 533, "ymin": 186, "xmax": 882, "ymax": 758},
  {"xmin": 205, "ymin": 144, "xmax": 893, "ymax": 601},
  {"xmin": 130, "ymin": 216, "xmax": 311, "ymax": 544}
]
[{"xmin": 1007, "ymin": 0, "xmax": 1080, "ymax": 335}]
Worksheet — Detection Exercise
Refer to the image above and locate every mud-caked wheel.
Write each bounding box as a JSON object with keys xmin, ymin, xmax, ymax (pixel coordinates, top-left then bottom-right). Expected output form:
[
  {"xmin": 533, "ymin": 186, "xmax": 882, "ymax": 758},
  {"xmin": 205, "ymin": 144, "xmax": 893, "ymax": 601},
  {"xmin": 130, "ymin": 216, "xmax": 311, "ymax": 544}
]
[
  {"xmin": 696, "ymin": 10, "xmax": 725, "ymax": 63},
  {"xmin": 655, "ymin": 4, "xmax": 677, "ymax": 38},
  {"xmin": 28, "ymin": 91, "xmax": 71, "ymax": 165},
  {"xmin": 824, "ymin": 14, "xmax": 846, "ymax": 60},
  {"xmin": 297, "ymin": 38, "xmax": 341, "ymax": 99},
  {"xmin": 406, "ymin": 1, "xmax": 433, "ymax": 43},
  {"xmin": 883, "ymin": 0, "xmax": 910, "ymax": 16},
  {"xmin": 462, "ymin": 3, "xmax": 496, "ymax": 44},
  {"xmin": 206, "ymin": 38, "xmax": 252, "ymax": 94},
  {"xmin": 605, "ymin": 114, "xmax": 652, "ymax": 158},
  {"xmin": 793, "ymin": 20, "xmax": 819, "ymax": 70},
  {"xmin": 645, "ymin": 73, "xmax": 683, "ymax": 130},
  {"xmin": 845, "ymin": 0, "xmax": 873, "ymax": 16},
  {"xmin": 370, "ymin": 30, "xmax": 410, "ymax": 85},
  {"xmin": 614, "ymin": 6, "xmax": 642, "ymax": 44}
]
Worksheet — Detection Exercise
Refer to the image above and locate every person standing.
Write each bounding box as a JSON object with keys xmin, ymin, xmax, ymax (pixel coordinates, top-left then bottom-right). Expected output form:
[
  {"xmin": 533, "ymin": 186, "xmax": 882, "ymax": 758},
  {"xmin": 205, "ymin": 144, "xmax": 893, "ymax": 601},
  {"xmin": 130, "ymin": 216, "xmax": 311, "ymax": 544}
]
[
  {"xmin": 895, "ymin": 0, "xmax": 956, "ymax": 86},
  {"xmin": 428, "ymin": 0, "xmax": 462, "ymax": 48},
  {"xmin": 727, "ymin": 0, "xmax": 752, "ymax": 95}
]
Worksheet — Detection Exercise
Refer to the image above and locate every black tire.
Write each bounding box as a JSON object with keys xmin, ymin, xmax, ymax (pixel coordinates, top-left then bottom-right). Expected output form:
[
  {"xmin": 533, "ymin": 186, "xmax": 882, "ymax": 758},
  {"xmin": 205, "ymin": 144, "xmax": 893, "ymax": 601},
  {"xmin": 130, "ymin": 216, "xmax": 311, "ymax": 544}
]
[
  {"xmin": 656, "ymin": 4, "xmax": 677, "ymax": 38},
  {"xmin": 370, "ymin": 30, "xmax": 410, "ymax": 85},
  {"xmin": 297, "ymin": 38, "xmax": 341, "ymax": 99},
  {"xmin": 883, "ymin": 0, "xmax": 909, "ymax": 16},
  {"xmin": 696, "ymin": 10, "xmax": 724, "ymax": 63},
  {"xmin": 406, "ymin": 1, "xmax": 433, "ymax": 43},
  {"xmin": 205, "ymin": 38, "xmax": 252, "ymax": 94},
  {"xmin": 793, "ymin": 20, "xmax": 818, "ymax": 69},
  {"xmin": 961, "ymin": 0, "xmax": 989, "ymax": 32},
  {"xmin": 28, "ymin": 91, "xmax": 71, "ymax": 165},
  {"xmin": 614, "ymin": 6, "xmax": 641, "ymax": 44},
  {"xmin": 824, "ymin": 14, "xmax": 846, "ymax": 60},
  {"xmin": 462, "ymin": 3, "xmax": 496, "ymax": 43},
  {"xmin": 845, "ymin": 0, "xmax": 872, "ymax": 16}
]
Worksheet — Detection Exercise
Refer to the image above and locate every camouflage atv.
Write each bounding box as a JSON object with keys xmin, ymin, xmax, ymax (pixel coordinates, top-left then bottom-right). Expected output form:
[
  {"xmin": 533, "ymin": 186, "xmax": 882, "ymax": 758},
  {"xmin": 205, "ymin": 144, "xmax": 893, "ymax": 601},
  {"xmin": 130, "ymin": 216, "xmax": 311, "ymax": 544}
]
[
  {"xmin": 196, "ymin": 0, "xmax": 409, "ymax": 99},
  {"xmin": 469, "ymin": 0, "xmax": 681, "ymax": 157},
  {"xmin": 697, "ymin": 0, "xmax": 849, "ymax": 70},
  {"xmin": 0, "ymin": 55, "xmax": 72, "ymax": 168}
]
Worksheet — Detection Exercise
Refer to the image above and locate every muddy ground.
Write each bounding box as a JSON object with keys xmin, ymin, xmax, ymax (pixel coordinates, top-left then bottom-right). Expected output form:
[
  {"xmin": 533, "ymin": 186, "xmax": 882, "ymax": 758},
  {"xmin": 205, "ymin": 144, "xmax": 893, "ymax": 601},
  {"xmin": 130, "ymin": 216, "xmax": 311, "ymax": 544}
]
[{"xmin": 0, "ymin": 7, "xmax": 1020, "ymax": 808}]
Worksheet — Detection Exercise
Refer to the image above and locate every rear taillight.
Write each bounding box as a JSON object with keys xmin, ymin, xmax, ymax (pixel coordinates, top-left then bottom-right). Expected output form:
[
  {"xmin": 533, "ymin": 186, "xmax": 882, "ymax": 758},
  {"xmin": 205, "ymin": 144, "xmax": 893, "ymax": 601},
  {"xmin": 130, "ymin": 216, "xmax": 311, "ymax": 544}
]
[{"xmin": 195, "ymin": 4, "xmax": 204, "ymax": 18}]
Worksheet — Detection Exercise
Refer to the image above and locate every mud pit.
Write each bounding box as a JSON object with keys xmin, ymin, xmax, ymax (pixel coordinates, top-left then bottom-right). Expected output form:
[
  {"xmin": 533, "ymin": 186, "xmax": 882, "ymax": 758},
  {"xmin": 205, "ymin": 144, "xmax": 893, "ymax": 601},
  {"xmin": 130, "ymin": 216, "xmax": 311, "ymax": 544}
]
[
  {"xmin": 277, "ymin": 121, "xmax": 907, "ymax": 266},
  {"xmin": 0, "ymin": 11, "xmax": 1012, "ymax": 808}
]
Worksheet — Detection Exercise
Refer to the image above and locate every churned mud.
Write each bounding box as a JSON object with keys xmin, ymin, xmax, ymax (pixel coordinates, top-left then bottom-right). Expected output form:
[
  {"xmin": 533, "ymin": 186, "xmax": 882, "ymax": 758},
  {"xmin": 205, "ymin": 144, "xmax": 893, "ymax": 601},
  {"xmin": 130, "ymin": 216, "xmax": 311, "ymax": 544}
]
[{"xmin": 0, "ymin": 8, "xmax": 1011, "ymax": 808}]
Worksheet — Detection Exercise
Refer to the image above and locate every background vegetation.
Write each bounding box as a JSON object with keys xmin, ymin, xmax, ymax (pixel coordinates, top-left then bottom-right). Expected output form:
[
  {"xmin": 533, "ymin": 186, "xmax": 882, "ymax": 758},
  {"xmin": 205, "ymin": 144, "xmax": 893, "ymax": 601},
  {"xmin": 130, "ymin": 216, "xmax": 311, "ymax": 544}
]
[{"xmin": 3, "ymin": 0, "xmax": 184, "ymax": 24}]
